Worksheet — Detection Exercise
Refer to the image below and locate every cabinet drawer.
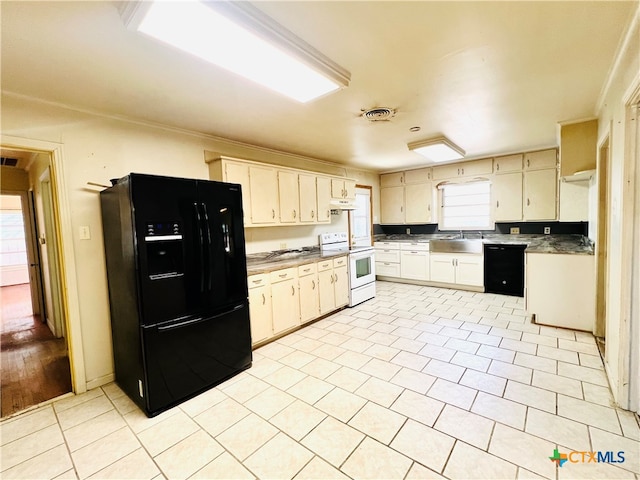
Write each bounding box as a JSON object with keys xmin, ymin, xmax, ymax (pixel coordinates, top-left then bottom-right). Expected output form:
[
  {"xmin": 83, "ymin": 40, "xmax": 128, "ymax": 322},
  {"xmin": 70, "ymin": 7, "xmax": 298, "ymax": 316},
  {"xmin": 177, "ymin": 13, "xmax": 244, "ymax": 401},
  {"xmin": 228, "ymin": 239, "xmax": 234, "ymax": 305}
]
[
  {"xmin": 400, "ymin": 242, "xmax": 429, "ymax": 252},
  {"xmin": 375, "ymin": 250, "xmax": 400, "ymax": 263},
  {"xmin": 333, "ymin": 256, "xmax": 348, "ymax": 268},
  {"xmin": 373, "ymin": 241, "xmax": 400, "ymax": 249},
  {"xmin": 298, "ymin": 263, "xmax": 317, "ymax": 277},
  {"xmin": 247, "ymin": 274, "xmax": 269, "ymax": 289},
  {"xmin": 270, "ymin": 268, "xmax": 297, "ymax": 283},
  {"xmin": 317, "ymin": 260, "xmax": 333, "ymax": 272},
  {"xmin": 376, "ymin": 262, "xmax": 400, "ymax": 277}
]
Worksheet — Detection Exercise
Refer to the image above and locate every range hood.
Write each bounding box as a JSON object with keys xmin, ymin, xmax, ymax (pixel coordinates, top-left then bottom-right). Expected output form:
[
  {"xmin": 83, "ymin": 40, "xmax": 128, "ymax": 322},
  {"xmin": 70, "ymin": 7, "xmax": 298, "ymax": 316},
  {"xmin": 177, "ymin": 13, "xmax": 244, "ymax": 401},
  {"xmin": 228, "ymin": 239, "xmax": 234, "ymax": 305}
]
[
  {"xmin": 561, "ymin": 169, "xmax": 596, "ymax": 183},
  {"xmin": 330, "ymin": 199, "xmax": 357, "ymax": 210}
]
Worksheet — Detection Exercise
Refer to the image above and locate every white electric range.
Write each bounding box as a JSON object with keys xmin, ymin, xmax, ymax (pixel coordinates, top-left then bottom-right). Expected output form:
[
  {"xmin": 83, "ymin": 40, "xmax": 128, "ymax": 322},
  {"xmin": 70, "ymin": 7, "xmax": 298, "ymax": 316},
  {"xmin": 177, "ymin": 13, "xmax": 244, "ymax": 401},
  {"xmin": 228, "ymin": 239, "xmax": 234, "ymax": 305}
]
[{"xmin": 319, "ymin": 232, "xmax": 376, "ymax": 307}]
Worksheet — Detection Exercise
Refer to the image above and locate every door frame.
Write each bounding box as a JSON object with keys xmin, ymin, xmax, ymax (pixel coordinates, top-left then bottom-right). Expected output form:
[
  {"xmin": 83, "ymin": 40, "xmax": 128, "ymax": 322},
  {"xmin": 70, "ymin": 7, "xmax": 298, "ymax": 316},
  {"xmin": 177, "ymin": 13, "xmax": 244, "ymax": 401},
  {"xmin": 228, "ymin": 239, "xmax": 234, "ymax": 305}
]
[
  {"xmin": 348, "ymin": 185, "xmax": 373, "ymax": 247},
  {"xmin": 0, "ymin": 135, "xmax": 86, "ymax": 394},
  {"xmin": 594, "ymin": 133, "xmax": 610, "ymax": 339}
]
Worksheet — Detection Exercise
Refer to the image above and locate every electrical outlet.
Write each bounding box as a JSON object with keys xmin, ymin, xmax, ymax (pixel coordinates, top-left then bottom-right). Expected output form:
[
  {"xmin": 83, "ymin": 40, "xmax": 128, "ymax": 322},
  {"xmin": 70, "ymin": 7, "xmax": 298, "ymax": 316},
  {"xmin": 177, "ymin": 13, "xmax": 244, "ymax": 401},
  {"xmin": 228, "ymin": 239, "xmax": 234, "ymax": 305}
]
[
  {"xmin": 406, "ymin": 228, "xmax": 411, "ymax": 234},
  {"xmin": 510, "ymin": 227, "xmax": 520, "ymax": 235},
  {"xmin": 544, "ymin": 227, "xmax": 551, "ymax": 234},
  {"xmin": 280, "ymin": 242, "xmax": 287, "ymax": 249}
]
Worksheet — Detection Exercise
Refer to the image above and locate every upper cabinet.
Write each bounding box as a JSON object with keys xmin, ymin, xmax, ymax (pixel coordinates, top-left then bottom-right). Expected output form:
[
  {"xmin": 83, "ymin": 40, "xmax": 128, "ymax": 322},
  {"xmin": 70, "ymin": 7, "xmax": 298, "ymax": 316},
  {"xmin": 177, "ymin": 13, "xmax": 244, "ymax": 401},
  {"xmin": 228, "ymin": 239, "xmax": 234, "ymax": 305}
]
[
  {"xmin": 524, "ymin": 149, "xmax": 557, "ymax": 170},
  {"xmin": 494, "ymin": 154, "xmax": 522, "ymax": 173},
  {"xmin": 380, "ymin": 167, "xmax": 432, "ymax": 225},
  {"xmin": 208, "ymin": 156, "xmax": 354, "ymax": 227},
  {"xmin": 559, "ymin": 119, "xmax": 598, "ymax": 177},
  {"xmin": 432, "ymin": 158, "xmax": 493, "ymax": 180}
]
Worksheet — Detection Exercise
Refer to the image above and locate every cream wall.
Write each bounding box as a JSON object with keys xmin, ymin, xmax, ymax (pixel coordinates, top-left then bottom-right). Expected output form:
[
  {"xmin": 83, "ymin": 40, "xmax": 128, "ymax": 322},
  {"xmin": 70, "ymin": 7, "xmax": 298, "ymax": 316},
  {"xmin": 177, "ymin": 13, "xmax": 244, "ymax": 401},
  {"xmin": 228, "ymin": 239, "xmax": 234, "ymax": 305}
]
[
  {"xmin": 0, "ymin": 94, "xmax": 378, "ymax": 389},
  {"xmin": 595, "ymin": 5, "xmax": 639, "ymax": 407}
]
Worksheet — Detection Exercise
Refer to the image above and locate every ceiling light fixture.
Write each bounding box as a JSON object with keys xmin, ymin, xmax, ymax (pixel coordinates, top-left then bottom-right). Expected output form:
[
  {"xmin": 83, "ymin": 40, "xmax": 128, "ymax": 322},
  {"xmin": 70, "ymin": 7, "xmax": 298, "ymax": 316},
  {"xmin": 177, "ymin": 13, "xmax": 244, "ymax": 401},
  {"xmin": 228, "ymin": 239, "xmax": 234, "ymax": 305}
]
[
  {"xmin": 407, "ymin": 136, "xmax": 465, "ymax": 163},
  {"xmin": 120, "ymin": 1, "xmax": 350, "ymax": 103}
]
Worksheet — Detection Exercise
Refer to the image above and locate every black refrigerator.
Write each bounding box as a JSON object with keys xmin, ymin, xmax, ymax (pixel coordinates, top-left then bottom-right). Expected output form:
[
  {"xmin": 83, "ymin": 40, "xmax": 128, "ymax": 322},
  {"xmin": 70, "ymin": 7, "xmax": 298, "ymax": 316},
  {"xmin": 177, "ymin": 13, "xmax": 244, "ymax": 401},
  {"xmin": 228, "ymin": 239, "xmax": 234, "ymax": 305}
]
[{"xmin": 100, "ymin": 173, "xmax": 252, "ymax": 417}]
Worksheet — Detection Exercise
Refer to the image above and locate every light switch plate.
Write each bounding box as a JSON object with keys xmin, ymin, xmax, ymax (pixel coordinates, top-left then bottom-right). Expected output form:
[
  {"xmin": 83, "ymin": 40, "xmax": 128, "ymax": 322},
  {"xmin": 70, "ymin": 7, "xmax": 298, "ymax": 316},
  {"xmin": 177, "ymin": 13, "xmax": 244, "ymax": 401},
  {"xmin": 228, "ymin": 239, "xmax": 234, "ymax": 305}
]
[
  {"xmin": 510, "ymin": 227, "xmax": 520, "ymax": 234},
  {"xmin": 79, "ymin": 226, "xmax": 91, "ymax": 240}
]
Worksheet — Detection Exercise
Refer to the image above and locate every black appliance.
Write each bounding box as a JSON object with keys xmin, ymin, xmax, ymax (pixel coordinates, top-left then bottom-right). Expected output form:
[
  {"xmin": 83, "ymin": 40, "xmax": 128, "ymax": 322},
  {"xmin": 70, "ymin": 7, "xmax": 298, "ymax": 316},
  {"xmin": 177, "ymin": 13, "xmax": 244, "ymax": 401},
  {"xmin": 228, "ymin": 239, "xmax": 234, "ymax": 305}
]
[
  {"xmin": 483, "ymin": 244, "xmax": 527, "ymax": 297},
  {"xmin": 100, "ymin": 173, "xmax": 252, "ymax": 417}
]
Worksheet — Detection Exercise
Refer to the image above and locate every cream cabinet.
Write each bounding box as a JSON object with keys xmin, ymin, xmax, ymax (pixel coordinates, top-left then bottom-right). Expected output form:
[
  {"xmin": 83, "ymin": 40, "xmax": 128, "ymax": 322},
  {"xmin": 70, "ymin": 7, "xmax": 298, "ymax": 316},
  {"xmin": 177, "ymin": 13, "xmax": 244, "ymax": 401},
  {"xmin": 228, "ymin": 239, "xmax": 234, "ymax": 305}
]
[
  {"xmin": 249, "ymin": 165, "xmax": 279, "ymax": 225},
  {"xmin": 493, "ymin": 172, "xmax": 523, "ymax": 221},
  {"xmin": 430, "ymin": 253, "xmax": 483, "ymax": 287},
  {"xmin": 223, "ymin": 161, "xmax": 252, "ymax": 226},
  {"xmin": 380, "ymin": 172, "xmax": 404, "ymax": 187},
  {"xmin": 560, "ymin": 120, "xmax": 597, "ymax": 177},
  {"xmin": 298, "ymin": 263, "xmax": 319, "ymax": 323},
  {"xmin": 278, "ymin": 170, "xmax": 299, "ymax": 224},
  {"xmin": 432, "ymin": 158, "xmax": 493, "ymax": 180},
  {"xmin": 316, "ymin": 176, "xmax": 332, "ymax": 223},
  {"xmin": 333, "ymin": 257, "xmax": 349, "ymax": 308},
  {"xmin": 270, "ymin": 268, "xmax": 299, "ymax": 335},
  {"xmin": 298, "ymin": 174, "xmax": 317, "ymax": 223},
  {"xmin": 400, "ymin": 243, "xmax": 429, "ymax": 281},
  {"xmin": 380, "ymin": 186, "xmax": 405, "ymax": 224},
  {"xmin": 526, "ymin": 253, "xmax": 595, "ymax": 331},
  {"xmin": 332, "ymin": 178, "xmax": 356, "ymax": 200},
  {"xmin": 374, "ymin": 242, "xmax": 401, "ymax": 277},
  {"xmin": 524, "ymin": 149, "xmax": 557, "ymax": 170},
  {"xmin": 247, "ymin": 274, "xmax": 272, "ymax": 345},
  {"xmin": 405, "ymin": 167, "xmax": 432, "ymax": 184},
  {"xmin": 523, "ymin": 168, "xmax": 557, "ymax": 220},
  {"xmin": 494, "ymin": 154, "xmax": 522, "ymax": 173},
  {"xmin": 404, "ymin": 183, "xmax": 432, "ymax": 224}
]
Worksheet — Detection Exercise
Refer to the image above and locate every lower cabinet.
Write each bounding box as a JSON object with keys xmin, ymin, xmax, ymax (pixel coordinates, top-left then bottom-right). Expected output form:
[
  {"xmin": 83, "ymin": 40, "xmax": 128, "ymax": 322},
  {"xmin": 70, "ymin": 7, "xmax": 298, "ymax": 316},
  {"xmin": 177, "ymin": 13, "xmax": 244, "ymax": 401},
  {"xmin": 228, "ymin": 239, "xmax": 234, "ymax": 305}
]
[
  {"xmin": 247, "ymin": 274, "xmax": 272, "ymax": 345},
  {"xmin": 270, "ymin": 268, "xmax": 300, "ymax": 335},
  {"xmin": 400, "ymin": 243, "xmax": 430, "ymax": 281},
  {"xmin": 247, "ymin": 255, "xmax": 348, "ymax": 347},
  {"xmin": 430, "ymin": 253, "xmax": 483, "ymax": 287}
]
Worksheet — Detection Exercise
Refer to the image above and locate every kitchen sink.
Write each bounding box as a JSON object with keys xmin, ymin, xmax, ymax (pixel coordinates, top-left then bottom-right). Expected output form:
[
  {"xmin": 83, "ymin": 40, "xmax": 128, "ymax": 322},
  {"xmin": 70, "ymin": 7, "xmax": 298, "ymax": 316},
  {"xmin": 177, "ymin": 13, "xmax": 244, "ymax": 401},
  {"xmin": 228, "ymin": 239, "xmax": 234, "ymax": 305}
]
[{"xmin": 430, "ymin": 239, "xmax": 483, "ymax": 254}]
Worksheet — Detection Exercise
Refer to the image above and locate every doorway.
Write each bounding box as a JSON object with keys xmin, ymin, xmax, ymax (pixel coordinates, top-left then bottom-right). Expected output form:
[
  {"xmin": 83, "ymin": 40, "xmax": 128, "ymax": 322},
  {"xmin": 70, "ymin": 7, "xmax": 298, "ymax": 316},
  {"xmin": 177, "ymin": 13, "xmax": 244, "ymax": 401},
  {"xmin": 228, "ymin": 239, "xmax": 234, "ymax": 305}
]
[
  {"xmin": 349, "ymin": 186, "xmax": 373, "ymax": 247},
  {"xmin": 0, "ymin": 156, "xmax": 72, "ymax": 417}
]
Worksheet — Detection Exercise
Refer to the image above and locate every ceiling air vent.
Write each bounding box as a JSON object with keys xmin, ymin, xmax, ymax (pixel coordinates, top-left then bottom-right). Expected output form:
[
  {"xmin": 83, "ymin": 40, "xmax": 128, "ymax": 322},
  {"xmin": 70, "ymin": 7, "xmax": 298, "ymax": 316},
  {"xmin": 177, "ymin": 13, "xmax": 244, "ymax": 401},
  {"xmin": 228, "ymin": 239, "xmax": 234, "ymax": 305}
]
[
  {"xmin": 361, "ymin": 107, "xmax": 396, "ymax": 122},
  {"xmin": 0, "ymin": 157, "xmax": 19, "ymax": 167}
]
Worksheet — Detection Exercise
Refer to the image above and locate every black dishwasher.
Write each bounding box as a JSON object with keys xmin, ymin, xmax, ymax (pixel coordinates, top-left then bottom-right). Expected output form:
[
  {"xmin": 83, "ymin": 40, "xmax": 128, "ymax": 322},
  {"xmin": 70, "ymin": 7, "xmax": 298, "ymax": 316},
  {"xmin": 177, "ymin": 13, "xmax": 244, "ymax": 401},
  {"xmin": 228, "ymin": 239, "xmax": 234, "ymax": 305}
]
[{"xmin": 484, "ymin": 244, "xmax": 526, "ymax": 297}]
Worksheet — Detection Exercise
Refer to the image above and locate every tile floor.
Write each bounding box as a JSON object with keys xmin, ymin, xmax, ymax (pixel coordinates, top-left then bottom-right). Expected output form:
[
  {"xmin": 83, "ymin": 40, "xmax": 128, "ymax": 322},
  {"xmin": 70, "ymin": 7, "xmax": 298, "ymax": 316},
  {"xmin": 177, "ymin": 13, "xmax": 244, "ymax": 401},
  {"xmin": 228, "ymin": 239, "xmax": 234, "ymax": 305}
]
[{"xmin": 2, "ymin": 281, "xmax": 639, "ymax": 479}]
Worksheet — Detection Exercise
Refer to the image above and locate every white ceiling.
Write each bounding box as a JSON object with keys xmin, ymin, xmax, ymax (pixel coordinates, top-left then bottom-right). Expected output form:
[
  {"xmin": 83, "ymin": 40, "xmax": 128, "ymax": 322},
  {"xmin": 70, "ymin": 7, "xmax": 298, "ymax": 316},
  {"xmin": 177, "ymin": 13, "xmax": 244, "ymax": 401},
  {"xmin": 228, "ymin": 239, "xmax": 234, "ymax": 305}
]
[{"xmin": 1, "ymin": 1, "xmax": 635, "ymax": 171}]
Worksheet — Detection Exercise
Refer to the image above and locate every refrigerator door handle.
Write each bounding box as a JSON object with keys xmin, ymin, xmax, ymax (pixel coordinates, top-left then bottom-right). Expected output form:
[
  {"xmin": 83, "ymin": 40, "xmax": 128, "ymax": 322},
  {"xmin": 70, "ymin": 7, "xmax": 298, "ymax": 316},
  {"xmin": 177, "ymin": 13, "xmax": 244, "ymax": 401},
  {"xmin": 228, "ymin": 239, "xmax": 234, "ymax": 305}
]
[
  {"xmin": 200, "ymin": 202, "xmax": 214, "ymax": 292},
  {"xmin": 156, "ymin": 303, "xmax": 245, "ymax": 332},
  {"xmin": 193, "ymin": 202, "xmax": 205, "ymax": 293}
]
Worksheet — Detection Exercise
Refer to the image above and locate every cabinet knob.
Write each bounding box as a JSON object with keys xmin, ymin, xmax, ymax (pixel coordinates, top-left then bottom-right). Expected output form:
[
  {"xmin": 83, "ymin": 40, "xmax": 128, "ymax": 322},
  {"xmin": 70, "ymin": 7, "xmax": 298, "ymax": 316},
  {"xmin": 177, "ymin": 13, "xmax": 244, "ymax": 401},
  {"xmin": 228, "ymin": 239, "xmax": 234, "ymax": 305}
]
[
  {"xmin": 527, "ymin": 198, "xmax": 530, "ymax": 206},
  {"xmin": 496, "ymin": 164, "xmax": 500, "ymax": 171},
  {"xmin": 293, "ymin": 210, "xmax": 297, "ymax": 219},
  {"xmin": 334, "ymin": 273, "xmax": 338, "ymax": 283},
  {"xmin": 527, "ymin": 159, "xmax": 530, "ymax": 167},
  {"xmin": 312, "ymin": 280, "xmax": 316, "ymax": 289},
  {"xmin": 291, "ymin": 285, "xmax": 295, "ymax": 295},
  {"xmin": 330, "ymin": 275, "xmax": 334, "ymax": 284},
  {"xmin": 327, "ymin": 210, "xmax": 330, "ymax": 219},
  {"xmin": 497, "ymin": 200, "xmax": 500, "ymax": 208},
  {"xmin": 311, "ymin": 210, "xmax": 315, "ymax": 218},
  {"xmin": 262, "ymin": 293, "xmax": 266, "ymax": 305},
  {"xmin": 272, "ymin": 209, "xmax": 275, "ymax": 219}
]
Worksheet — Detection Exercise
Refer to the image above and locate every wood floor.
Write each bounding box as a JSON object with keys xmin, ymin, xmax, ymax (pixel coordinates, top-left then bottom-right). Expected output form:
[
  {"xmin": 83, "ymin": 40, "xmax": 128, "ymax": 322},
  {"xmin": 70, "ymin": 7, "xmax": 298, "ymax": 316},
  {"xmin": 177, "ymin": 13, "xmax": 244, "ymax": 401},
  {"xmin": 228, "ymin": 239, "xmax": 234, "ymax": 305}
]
[{"xmin": 1, "ymin": 284, "xmax": 71, "ymax": 418}]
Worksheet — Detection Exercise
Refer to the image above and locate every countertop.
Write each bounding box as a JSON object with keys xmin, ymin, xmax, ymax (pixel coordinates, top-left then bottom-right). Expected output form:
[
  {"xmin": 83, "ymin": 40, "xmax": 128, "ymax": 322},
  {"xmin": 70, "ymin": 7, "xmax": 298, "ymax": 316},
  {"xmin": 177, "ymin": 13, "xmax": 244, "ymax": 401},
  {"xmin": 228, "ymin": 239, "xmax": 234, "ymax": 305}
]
[
  {"xmin": 374, "ymin": 233, "xmax": 594, "ymax": 255},
  {"xmin": 246, "ymin": 247, "xmax": 348, "ymax": 275}
]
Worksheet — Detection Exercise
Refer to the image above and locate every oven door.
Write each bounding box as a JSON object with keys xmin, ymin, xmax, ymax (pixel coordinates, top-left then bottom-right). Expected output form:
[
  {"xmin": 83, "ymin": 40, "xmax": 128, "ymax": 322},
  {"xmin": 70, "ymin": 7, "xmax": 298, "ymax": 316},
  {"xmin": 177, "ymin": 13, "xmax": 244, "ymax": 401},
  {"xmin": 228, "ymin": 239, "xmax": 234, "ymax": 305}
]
[{"xmin": 349, "ymin": 250, "xmax": 375, "ymax": 289}]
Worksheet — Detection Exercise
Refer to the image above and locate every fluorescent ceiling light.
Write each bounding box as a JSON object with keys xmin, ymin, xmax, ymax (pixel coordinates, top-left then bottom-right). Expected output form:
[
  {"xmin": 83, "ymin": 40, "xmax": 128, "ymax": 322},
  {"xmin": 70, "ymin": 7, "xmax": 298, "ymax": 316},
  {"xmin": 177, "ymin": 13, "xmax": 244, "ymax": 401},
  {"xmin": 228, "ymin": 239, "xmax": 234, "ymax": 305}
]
[
  {"xmin": 121, "ymin": 1, "xmax": 350, "ymax": 103},
  {"xmin": 408, "ymin": 136, "xmax": 466, "ymax": 162}
]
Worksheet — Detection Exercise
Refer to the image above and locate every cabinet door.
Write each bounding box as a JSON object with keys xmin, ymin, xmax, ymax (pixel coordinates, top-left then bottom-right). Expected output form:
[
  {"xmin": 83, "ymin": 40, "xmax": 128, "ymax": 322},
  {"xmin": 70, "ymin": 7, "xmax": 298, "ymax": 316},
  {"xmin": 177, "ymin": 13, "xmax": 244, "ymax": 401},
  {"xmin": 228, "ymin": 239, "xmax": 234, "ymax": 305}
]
[
  {"xmin": 248, "ymin": 285, "xmax": 272, "ymax": 344},
  {"xmin": 494, "ymin": 154, "xmax": 523, "ymax": 173},
  {"xmin": 404, "ymin": 183, "xmax": 432, "ymax": 224},
  {"xmin": 524, "ymin": 169, "xmax": 557, "ymax": 220},
  {"xmin": 224, "ymin": 162, "xmax": 252, "ymax": 226},
  {"xmin": 249, "ymin": 166, "xmax": 278, "ymax": 224},
  {"xmin": 432, "ymin": 164, "xmax": 461, "ymax": 180},
  {"xmin": 318, "ymin": 269, "xmax": 336, "ymax": 314},
  {"xmin": 380, "ymin": 172, "xmax": 404, "ymax": 187},
  {"xmin": 333, "ymin": 265, "xmax": 349, "ymax": 307},
  {"xmin": 316, "ymin": 176, "xmax": 332, "ymax": 223},
  {"xmin": 331, "ymin": 179, "xmax": 344, "ymax": 198},
  {"xmin": 299, "ymin": 174, "xmax": 317, "ymax": 223},
  {"xmin": 380, "ymin": 186, "xmax": 405, "ymax": 224},
  {"xmin": 271, "ymin": 278, "xmax": 299, "ymax": 334},
  {"xmin": 430, "ymin": 254, "xmax": 456, "ymax": 283},
  {"xmin": 400, "ymin": 251, "xmax": 429, "ymax": 281},
  {"xmin": 460, "ymin": 158, "xmax": 493, "ymax": 177},
  {"xmin": 455, "ymin": 255, "xmax": 484, "ymax": 286},
  {"xmin": 524, "ymin": 149, "xmax": 557, "ymax": 170},
  {"xmin": 404, "ymin": 167, "xmax": 431, "ymax": 184},
  {"xmin": 493, "ymin": 172, "xmax": 523, "ymax": 221},
  {"xmin": 278, "ymin": 170, "xmax": 299, "ymax": 223},
  {"xmin": 344, "ymin": 180, "xmax": 356, "ymax": 200},
  {"xmin": 299, "ymin": 274, "xmax": 319, "ymax": 323}
]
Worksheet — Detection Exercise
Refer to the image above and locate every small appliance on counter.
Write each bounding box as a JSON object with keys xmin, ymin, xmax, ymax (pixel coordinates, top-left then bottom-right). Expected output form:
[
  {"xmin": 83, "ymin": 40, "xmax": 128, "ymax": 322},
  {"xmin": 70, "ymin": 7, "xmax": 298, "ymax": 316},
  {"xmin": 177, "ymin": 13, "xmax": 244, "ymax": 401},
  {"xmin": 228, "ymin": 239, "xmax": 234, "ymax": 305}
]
[
  {"xmin": 100, "ymin": 173, "xmax": 252, "ymax": 417},
  {"xmin": 319, "ymin": 232, "xmax": 376, "ymax": 307}
]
